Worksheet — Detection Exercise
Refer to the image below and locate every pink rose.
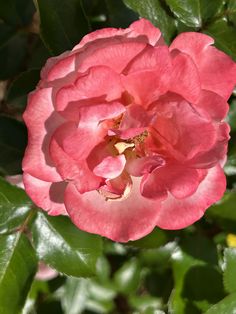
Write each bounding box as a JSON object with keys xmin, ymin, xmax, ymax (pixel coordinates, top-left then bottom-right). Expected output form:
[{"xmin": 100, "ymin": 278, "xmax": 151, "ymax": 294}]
[{"xmin": 23, "ymin": 19, "xmax": 236, "ymax": 242}]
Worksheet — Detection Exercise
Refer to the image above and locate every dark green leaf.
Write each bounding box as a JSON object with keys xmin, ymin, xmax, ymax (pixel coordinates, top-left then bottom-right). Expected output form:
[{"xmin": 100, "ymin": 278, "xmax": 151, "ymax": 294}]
[
  {"xmin": 0, "ymin": 232, "xmax": 37, "ymax": 314},
  {"xmin": 205, "ymin": 292, "xmax": 236, "ymax": 314},
  {"xmin": 0, "ymin": 33, "xmax": 28, "ymax": 80},
  {"xmin": 7, "ymin": 69, "xmax": 40, "ymax": 109},
  {"xmin": 128, "ymin": 227, "xmax": 168, "ymax": 249},
  {"xmin": 223, "ymin": 248, "xmax": 236, "ymax": 294},
  {"xmin": 207, "ymin": 192, "xmax": 236, "ymax": 232},
  {"xmin": 0, "ymin": 176, "xmax": 32, "ymax": 233},
  {"xmin": 169, "ymin": 235, "xmax": 224, "ymax": 313},
  {"xmin": 0, "ymin": 0, "xmax": 35, "ymax": 26},
  {"xmin": 31, "ymin": 211, "xmax": 102, "ymax": 277},
  {"xmin": 227, "ymin": 0, "xmax": 236, "ymax": 27},
  {"xmin": 36, "ymin": 0, "xmax": 90, "ymax": 55},
  {"xmin": 0, "ymin": 22, "xmax": 15, "ymax": 49},
  {"xmin": 204, "ymin": 18, "xmax": 236, "ymax": 61},
  {"xmin": 0, "ymin": 116, "xmax": 27, "ymax": 175},
  {"xmin": 114, "ymin": 258, "xmax": 141, "ymax": 294},
  {"xmin": 105, "ymin": 0, "xmax": 138, "ymax": 28},
  {"xmin": 123, "ymin": 0, "xmax": 176, "ymax": 43},
  {"xmin": 165, "ymin": 0, "xmax": 224, "ymax": 28},
  {"xmin": 227, "ymin": 99, "xmax": 236, "ymax": 131}
]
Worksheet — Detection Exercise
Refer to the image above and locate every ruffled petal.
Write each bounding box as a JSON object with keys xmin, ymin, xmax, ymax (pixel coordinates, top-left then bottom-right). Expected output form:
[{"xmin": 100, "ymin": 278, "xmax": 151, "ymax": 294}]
[
  {"xmin": 156, "ymin": 165, "xmax": 226, "ymax": 229},
  {"xmin": 170, "ymin": 32, "xmax": 236, "ymax": 100},
  {"xmin": 93, "ymin": 155, "xmax": 126, "ymax": 179},
  {"xmin": 23, "ymin": 173, "xmax": 67, "ymax": 215},
  {"xmin": 23, "ymin": 88, "xmax": 63, "ymax": 182},
  {"xmin": 64, "ymin": 177, "xmax": 162, "ymax": 242}
]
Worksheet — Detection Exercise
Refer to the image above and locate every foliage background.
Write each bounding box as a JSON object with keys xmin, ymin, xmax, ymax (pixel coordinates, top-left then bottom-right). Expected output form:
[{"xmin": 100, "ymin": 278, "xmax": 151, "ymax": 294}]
[{"xmin": 0, "ymin": 0, "xmax": 236, "ymax": 313}]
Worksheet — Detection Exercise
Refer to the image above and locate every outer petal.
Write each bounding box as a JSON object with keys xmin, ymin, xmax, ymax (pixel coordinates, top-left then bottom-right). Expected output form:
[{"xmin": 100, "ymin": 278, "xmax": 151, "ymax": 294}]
[
  {"xmin": 170, "ymin": 32, "xmax": 236, "ymax": 99},
  {"xmin": 129, "ymin": 18, "xmax": 163, "ymax": 46},
  {"xmin": 23, "ymin": 88, "xmax": 63, "ymax": 182},
  {"xmin": 23, "ymin": 173, "xmax": 67, "ymax": 215},
  {"xmin": 64, "ymin": 178, "xmax": 162, "ymax": 242},
  {"xmin": 156, "ymin": 165, "xmax": 226, "ymax": 229}
]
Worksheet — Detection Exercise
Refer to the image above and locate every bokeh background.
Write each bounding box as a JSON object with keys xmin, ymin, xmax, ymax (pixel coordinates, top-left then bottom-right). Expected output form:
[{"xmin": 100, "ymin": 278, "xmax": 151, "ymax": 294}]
[{"xmin": 0, "ymin": 0, "xmax": 236, "ymax": 313}]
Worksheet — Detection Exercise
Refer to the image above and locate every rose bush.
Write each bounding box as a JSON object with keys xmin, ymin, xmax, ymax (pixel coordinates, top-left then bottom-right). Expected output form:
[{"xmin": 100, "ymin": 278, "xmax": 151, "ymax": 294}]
[{"xmin": 22, "ymin": 18, "xmax": 236, "ymax": 242}]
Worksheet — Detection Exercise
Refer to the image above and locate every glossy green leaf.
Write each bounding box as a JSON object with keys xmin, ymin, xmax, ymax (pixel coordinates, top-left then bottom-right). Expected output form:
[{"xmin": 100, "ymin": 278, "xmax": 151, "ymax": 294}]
[
  {"xmin": 7, "ymin": 69, "xmax": 40, "ymax": 109},
  {"xmin": 36, "ymin": 0, "xmax": 90, "ymax": 55},
  {"xmin": 0, "ymin": 33, "xmax": 28, "ymax": 80},
  {"xmin": 169, "ymin": 235, "xmax": 225, "ymax": 314},
  {"xmin": 31, "ymin": 211, "xmax": 102, "ymax": 277},
  {"xmin": 205, "ymin": 292, "xmax": 236, "ymax": 314},
  {"xmin": 0, "ymin": 176, "xmax": 32, "ymax": 233},
  {"xmin": 0, "ymin": 116, "xmax": 27, "ymax": 175},
  {"xmin": 114, "ymin": 258, "xmax": 141, "ymax": 294},
  {"xmin": 0, "ymin": 232, "xmax": 37, "ymax": 314},
  {"xmin": 123, "ymin": 0, "xmax": 176, "ymax": 43},
  {"xmin": 129, "ymin": 295, "xmax": 162, "ymax": 312},
  {"xmin": 128, "ymin": 227, "xmax": 168, "ymax": 249},
  {"xmin": 223, "ymin": 248, "xmax": 236, "ymax": 294},
  {"xmin": 105, "ymin": 0, "xmax": 138, "ymax": 28},
  {"xmin": 165, "ymin": 0, "xmax": 223, "ymax": 28},
  {"xmin": 204, "ymin": 18, "xmax": 236, "ymax": 61},
  {"xmin": 207, "ymin": 192, "xmax": 236, "ymax": 232}
]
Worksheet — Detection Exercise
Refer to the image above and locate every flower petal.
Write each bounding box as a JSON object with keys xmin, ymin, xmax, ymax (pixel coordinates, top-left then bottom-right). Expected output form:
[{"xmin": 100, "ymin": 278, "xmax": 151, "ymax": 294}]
[
  {"xmin": 93, "ymin": 155, "xmax": 126, "ymax": 179},
  {"xmin": 156, "ymin": 165, "xmax": 226, "ymax": 229}
]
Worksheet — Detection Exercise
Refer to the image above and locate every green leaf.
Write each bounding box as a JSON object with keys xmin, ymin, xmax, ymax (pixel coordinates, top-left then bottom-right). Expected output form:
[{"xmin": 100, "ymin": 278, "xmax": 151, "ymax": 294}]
[
  {"xmin": 105, "ymin": 0, "xmax": 138, "ymax": 28},
  {"xmin": 169, "ymin": 235, "xmax": 225, "ymax": 314},
  {"xmin": 206, "ymin": 192, "xmax": 236, "ymax": 232},
  {"xmin": 0, "ymin": 176, "xmax": 32, "ymax": 234},
  {"xmin": 204, "ymin": 18, "xmax": 236, "ymax": 61},
  {"xmin": 128, "ymin": 227, "xmax": 168, "ymax": 249},
  {"xmin": 0, "ymin": 22, "xmax": 15, "ymax": 49},
  {"xmin": 0, "ymin": 116, "xmax": 27, "ymax": 175},
  {"xmin": 0, "ymin": 0, "xmax": 35, "ymax": 26},
  {"xmin": 7, "ymin": 69, "xmax": 40, "ymax": 109},
  {"xmin": 36, "ymin": 0, "xmax": 90, "ymax": 55},
  {"xmin": 227, "ymin": 0, "xmax": 236, "ymax": 27},
  {"xmin": 123, "ymin": 0, "xmax": 176, "ymax": 43},
  {"xmin": 114, "ymin": 258, "xmax": 141, "ymax": 294},
  {"xmin": 223, "ymin": 248, "xmax": 236, "ymax": 294},
  {"xmin": 0, "ymin": 232, "xmax": 37, "ymax": 314},
  {"xmin": 0, "ymin": 33, "xmax": 28, "ymax": 80},
  {"xmin": 31, "ymin": 211, "xmax": 102, "ymax": 277},
  {"xmin": 165, "ymin": 0, "xmax": 223, "ymax": 28},
  {"xmin": 205, "ymin": 292, "xmax": 236, "ymax": 314}
]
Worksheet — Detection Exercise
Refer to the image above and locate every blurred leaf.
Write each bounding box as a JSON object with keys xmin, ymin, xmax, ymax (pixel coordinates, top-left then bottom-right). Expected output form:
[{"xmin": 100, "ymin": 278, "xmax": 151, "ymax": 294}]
[
  {"xmin": 96, "ymin": 256, "xmax": 111, "ymax": 283},
  {"xmin": 169, "ymin": 235, "xmax": 224, "ymax": 314},
  {"xmin": 128, "ymin": 227, "xmax": 168, "ymax": 249},
  {"xmin": 129, "ymin": 295, "xmax": 162, "ymax": 312},
  {"xmin": 105, "ymin": 0, "xmax": 138, "ymax": 27},
  {"xmin": 0, "ymin": 176, "xmax": 32, "ymax": 233},
  {"xmin": 205, "ymin": 292, "xmax": 236, "ymax": 314},
  {"xmin": 0, "ymin": 116, "xmax": 27, "ymax": 175},
  {"xmin": 7, "ymin": 69, "xmax": 40, "ymax": 109},
  {"xmin": 227, "ymin": 0, "xmax": 236, "ymax": 27},
  {"xmin": 204, "ymin": 18, "xmax": 236, "ymax": 61},
  {"xmin": 31, "ymin": 211, "xmax": 102, "ymax": 277},
  {"xmin": 165, "ymin": 0, "xmax": 223, "ymax": 28},
  {"xmin": 27, "ymin": 37, "xmax": 51, "ymax": 69},
  {"xmin": 114, "ymin": 258, "xmax": 141, "ymax": 294},
  {"xmin": 36, "ymin": 0, "xmax": 90, "ymax": 55},
  {"xmin": 207, "ymin": 192, "xmax": 236, "ymax": 232},
  {"xmin": 62, "ymin": 278, "xmax": 88, "ymax": 314},
  {"xmin": 0, "ymin": 33, "xmax": 28, "ymax": 80},
  {"xmin": 0, "ymin": 22, "xmax": 15, "ymax": 49},
  {"xmin": 223, "ymin": 248, "xmax": 236, "ymax": 293},
  {"xmin": 0, "ymin": 232, "xmax": 37, "ymax": 314},
  {"xmin": 0, "ymin": 0, "xmax": 35, "ymax": 26},
  {"xmin": 123, "ymin": 0, "xmax": 176, "ymax": 43}
]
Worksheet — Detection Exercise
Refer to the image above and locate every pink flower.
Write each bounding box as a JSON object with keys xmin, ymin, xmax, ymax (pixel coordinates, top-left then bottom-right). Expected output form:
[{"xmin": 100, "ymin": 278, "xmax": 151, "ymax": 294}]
[{"xmin": 23, "ymin": 19, "xmax": 236, "ymax": 242}]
